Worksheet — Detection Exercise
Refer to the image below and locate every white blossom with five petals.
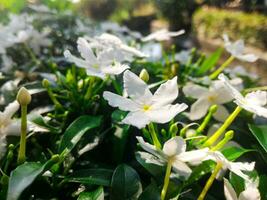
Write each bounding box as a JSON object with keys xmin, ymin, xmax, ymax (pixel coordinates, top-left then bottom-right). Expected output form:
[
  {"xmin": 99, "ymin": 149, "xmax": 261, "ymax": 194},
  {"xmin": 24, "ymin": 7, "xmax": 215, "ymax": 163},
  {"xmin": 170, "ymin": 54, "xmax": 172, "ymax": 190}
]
[
  {"xmin": 223, "ymin": 34, "xmax": 258, "ymax": 62},
  {"xmin": 136, "ymin": 136, "xmax": 209, "ymax": 179},
  {"xmin": 219, "ymin": 74, "xmax": 267, "ymax": 118},
  {"xmin": 103, "ymin": 70, "xmax": 188, "ymax": 128}
]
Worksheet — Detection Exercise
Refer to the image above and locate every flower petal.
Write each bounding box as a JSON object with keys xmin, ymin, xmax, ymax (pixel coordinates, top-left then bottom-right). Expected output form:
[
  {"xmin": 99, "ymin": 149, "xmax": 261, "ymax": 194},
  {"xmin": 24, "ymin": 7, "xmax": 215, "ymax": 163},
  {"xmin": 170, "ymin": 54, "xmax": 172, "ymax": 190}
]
[
  {"xmin": 103, "ymin": 91, "xmax": 139, "ymax": 112},
  {"xmin": 2, "ymin": 101, "xmax": 19, "ymax": 120},
  {"xmin": 146, "ymin": 103, "xmax": 188, "ymax": 124},
  {"xmin": 101, "ymin": 62, "xmax": 129, "ymax": 75},
  {"xmin": 163, "ymin": 136, "xmax": 186, "ymax": 157},
  {"xmin": 122, "ymin": 111, "xmax": 150, "ymax": 129},
  {"xmin": 245, "ymin": 91, "xmax": 267, "ymax": 107},
  {"xmin": 237, "ymin": 54, "xmax": 258, "ymax": 62},
  {"xmin": 183, "ymin": 83, "xmax": 209, "ymax": 99},
  {"xmin": 178, "ymin": 148, "xmax": 209, "ymax": 165},
  {"xmin": 213, "ymin": 105, "xmax": 229, "ymax": 122},
  {"xmin": 152, "ymin": 76, "xmax": 178, "ymax": 106},
  {"xmin": 223, "ymin": 178, "xmax": 238, "ymax": 200},
  {"xmin": 187, "ymin": 98, "xmax": 210, "ymax": 120},
  {"xmin": 228, "ymin": 161, "xmax": 255, "ymax": 181},
  {"xmin": 172, "ymin": 159, "xmax": 192, "ymax": 179},
  {"xmin": 77, "ymin": 37, "xmax": 98, "ymax": 63},
  {"xmin": 123, "ymin": 70, "xmax": 153, "ymax": 104}
]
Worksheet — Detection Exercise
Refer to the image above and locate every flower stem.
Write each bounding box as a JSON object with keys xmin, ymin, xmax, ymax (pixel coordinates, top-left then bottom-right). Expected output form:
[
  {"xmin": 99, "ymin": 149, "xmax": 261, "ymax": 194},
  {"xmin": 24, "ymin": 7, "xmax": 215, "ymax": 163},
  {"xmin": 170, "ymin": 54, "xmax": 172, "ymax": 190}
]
[
  {"xmin": 148, "ymin": 123, "xmax": 162, "ymax": 149},
  {"xmin": 197, "ymin": 162, "xmax": 222, "ymax": 200},
  {"xmin": 202, "ymin": 106, "xmax": 242, "ymax": 147},
  {"xmin": 85, "ymin": 77, "xmax": 95, "ymax": 100},
  {"xmin": 24, "ymin": 43, "xmax": 40, "ymax": 66},
  {"xmin": 17, "ymin": 105, "xmax": 28, "ymax": 164},
  {"xmin": 209, "ymin": 56, "xmax": 234, "ymax": 80},
  {"xmin": 161, "ymin": 159, "xmax": 172, "ymax": 200}
]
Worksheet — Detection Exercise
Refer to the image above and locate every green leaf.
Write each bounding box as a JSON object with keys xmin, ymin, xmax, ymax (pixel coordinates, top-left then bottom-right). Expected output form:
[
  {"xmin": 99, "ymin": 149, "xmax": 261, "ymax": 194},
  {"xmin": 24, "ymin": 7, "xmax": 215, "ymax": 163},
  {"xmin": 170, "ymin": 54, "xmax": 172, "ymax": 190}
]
[
  {"xmin": 65, "ymin": 168, "xmax": 113, "ymax": 187},
  {"xmin": 78, "ymin": 187, "xmax": 104, "ymax": 200},
  {"xmin": 222, "ymin": 146, "xmax": 255, "ymax": 161},
  {"xmin": 110, "ymin": 164, "xmax": 142, "ymax": 200},
  {"xmin": 29, "ymin": 114, "xmax": 60, "ymax": 133},
  {"xmin": 249, "ymin": 124, "xmax": 267, "ymax": 153},
  {"xmin": 7, "ymin": 156, "xmax": 58, "ymax": 200},
  {"xmin": 259, "ymin": 175, "xmax": 267, "ymax": 200},
  {"xmin": 229, "ymin": 172, "xmax": 245, "ymax": 196},
  {"xmin": 58, "ymin": 115, "xmax": 102, "ymax": 155},
  {"xmin": 196, "ymin": 48, "xmax": 222, "ymax": 75},
  {"xmin": 138, "ymin": 182, "xmax": 160, "ymax": 200}
]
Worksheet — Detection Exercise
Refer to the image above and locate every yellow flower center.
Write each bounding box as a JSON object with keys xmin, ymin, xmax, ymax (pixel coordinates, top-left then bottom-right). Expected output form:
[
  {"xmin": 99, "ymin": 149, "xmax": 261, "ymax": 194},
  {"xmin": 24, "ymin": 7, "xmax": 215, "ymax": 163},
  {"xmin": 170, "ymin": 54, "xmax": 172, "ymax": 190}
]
[
  {"xmin": 208, "ymin": 95, "xmax": 217, "ymax": 103},
  {"xmin": 143, "ymin": 105, "xmax": 151, "ymax": 111}
]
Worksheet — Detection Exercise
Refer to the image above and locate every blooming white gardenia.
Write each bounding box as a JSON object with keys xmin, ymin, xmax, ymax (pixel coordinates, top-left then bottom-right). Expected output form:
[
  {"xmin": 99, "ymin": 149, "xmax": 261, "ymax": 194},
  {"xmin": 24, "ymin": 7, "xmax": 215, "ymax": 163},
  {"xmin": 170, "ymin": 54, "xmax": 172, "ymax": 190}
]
[
  {"xmin": 0, "ymin": 101, "xmax": 20, "ymax": 159},
  {"xmin": 141, "ymin": 29, "xmax": 185, "ymax": 42},
  {"xmin": 136, "ymin": 136, "xmax": 209, "ymax": 178},
  {"xmin": 207, "ymin": 151, "xmax": 255, "ymax": 181},
  {"xmin": 224, "ymin": 178, "xmax": 261, "ymax": 200},
  {"xmin": 103, "ymin": 70, "xmax": 188, "ymax": 128},
  {"xmin": 223, "ymin": 34, "xmax": 258, "ymax": 62},
  {"xmin": 64, "ymin": 37, "xmax": 130, "ymax": 79},
  {"xmin": 183, "ymin": 79, "xmax": 243, "ymax": 122},
  {"xmin": 219, "ymin": 73, "xmax": 267, "ymax": 118},
  {"xmin": 175, "ymin": 50, "xmax": 191, "ymax": 65}
]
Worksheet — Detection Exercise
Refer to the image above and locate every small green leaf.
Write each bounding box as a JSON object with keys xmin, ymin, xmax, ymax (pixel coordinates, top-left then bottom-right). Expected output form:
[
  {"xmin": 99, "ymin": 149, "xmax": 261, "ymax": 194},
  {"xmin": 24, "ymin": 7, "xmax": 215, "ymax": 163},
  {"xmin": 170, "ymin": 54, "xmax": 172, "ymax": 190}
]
[
  {"xmin": 78, "ymin": 186, "xmax": 104, "ymax": 200},
  {"xmin": 249, "ymin": 124, "xmax": 267, "ymax": 153},
  {"xmin": 196, "ymin": 48, "xmax": 222, "ymax": 75},
  {"xmin": 58, "ymin": 115, "xmax": 102, "ymax": 155},
  {"xmin": 222, "ymin": 146, "xmax": 255, "ymax": 161},
  {"xmin": 65, "ymin": 168, "xmax": 113, "ymax": 187},
  {"xmin": 7, "ymin": 156, "xmax": 59, "ymax": 200},
  {"xmin": 110, "ymin": 164, "xmax": 142, "ymax": 200}
]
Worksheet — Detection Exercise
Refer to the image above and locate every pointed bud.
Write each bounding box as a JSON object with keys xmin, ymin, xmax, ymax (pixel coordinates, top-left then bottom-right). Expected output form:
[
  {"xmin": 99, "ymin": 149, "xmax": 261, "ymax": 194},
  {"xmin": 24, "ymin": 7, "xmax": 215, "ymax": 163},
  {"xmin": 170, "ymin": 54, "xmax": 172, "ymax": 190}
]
[
  {"xmin": 139, "ymin": 69, "xmax": 149, "ymax": 82},
  {"xmin": 169, "ymin": 123, "xmax": 178, "ymax": 137},
  {"xmin": 42, "ymin": 79, "xmax": 50, "ymax": 88},
  {"xmin": 209, "ymin": 105, "xmax": 218, "ymax": 114},
  {"xmin": 16, "ymin": 87, "xmax": 31, "ymax": 106}
]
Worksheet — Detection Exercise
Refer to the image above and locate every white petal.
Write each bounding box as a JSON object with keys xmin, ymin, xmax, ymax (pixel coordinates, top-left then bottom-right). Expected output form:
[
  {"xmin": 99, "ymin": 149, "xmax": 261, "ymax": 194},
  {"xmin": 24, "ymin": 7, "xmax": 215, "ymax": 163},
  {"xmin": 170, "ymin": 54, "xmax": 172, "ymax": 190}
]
[
  {"xmin": 183, "ymin": 83, "xmax": 209, "ymax": 99},
  {"xmin": 213, "ymin": 105, "xmax": 229, "ymax": 122},
  {"xmin": 152, "ymin": 76, "xmax": 178, "ymax": 106},
  {"xmin": 245, "ymin": 91, "xmax": 267, "ymax": 106},
  {"xmin": 136, "ymin": 151, "xmax": 165, "ymax": 166},
  {"xmin": 146, "ymin": 103, "xmax": 188, "ymax": 124},
  {"xmin": 228, "ymin": 161, "xmax": 255, "ymax": 181},
  {"xmin": 236, "ymin": 102, "xmax": 267, "ymax": 118},
  {"xmin": 123, "ymin": 70, "xmax": 153, "ymax": 103},
  {"xmin": 223, "ymin": 178, "xmax": 238, "ymax": 200},
  {"xmin": 239, "ymin": 187, "xmax": 261, "ymax": 200},
  {"xmin": 163, "ymin": 136, "xmax": 186, "ymax": 157},
  {"xmin": 122, "ymin": 111, "xmax": 150, "ymax": 129},
  {"xmin": 136, "ymin": 136, "xmax": 165, "ymax": 160},
  {"xmin": 103, "ymin": 91, "xmax": 139, "ymax": 112},
  {"xmin": 211, "ymin": 80, "xmax": 234, "ymax": 104},
  {"xmin": 172, "ymin": 159, "xmax": 192, "ymax": 179},
  {"xmin": 187, "ymin": 98, "xmax": 210, "ymax": 120},
  {"xmin": 236, "ymin": 54, "xmax": 258, "ymax": 62},
  {"xmin": 5, "ymin": 120, "xmax": 21, "ymax": 136},
  {"xmin": 64, "ymin": 50, "xmax": 92, "ymax": 69},
  {"xmin": 77, "ymin": 37, "xmax": 98, "ymax": 63},
  {"xmin": 2, "ymin": 101, "xmax": 19, "ymax": 119},
  {"xmin": 178, "ymin": 148, "xmax": 209, "ymax": 165},
  {"xmin": 101, "ymin": 62, "xmax": 129, "ymax": 75}
]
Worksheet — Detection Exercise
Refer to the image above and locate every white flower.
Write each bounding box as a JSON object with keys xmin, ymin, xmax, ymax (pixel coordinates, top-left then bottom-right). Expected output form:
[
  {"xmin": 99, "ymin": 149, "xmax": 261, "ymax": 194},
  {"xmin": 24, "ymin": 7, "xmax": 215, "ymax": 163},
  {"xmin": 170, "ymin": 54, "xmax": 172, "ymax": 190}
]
[
  {"xmin": 141, "ymin": 43, "xmax": 162, "ymax": 60},
  {"xmin": 64, "ymin": 37, "xmax": 129, "ymax": 79},
  {"xmin": 136, "ymin": 136, "xmax": 209, "ymax": 178},
  {"xmin": 219, "ymin": 73, "xmax": 267, "ymax": 118},
  {"xmin": 142, "ymin": 29, "xmax": 185, "ymax": 42},
  {"xmin": 225, "ymin": 66, "xmax": 258, "ymax": 80},
  {"xmin": 175, "ymin": 50, "xmax": 191, "ymax": 65},
  {"xmin": 0, "ymin": 101, "xmax": 20, "ymax": 159},
  {"xmin": 223, "ymin": 34, "xmax": 258, "ymax": 62},
  {"xmin": 207, "ymin": 151, "xmax": 255, "ymax": 181},
  {"xmin": 224, "ymin": 178, "xmax": 261, "ymax": 200},
  {"xmin": 103, "ymin": 70, "xmax": 188, "ymax": 128},
  {"xmin": 1, "ymin": 54, "xmax": 14, "ymax": 73},
  {"xmin": 183, "ymin": 79, "xmax": 241, "ymax": 122}
]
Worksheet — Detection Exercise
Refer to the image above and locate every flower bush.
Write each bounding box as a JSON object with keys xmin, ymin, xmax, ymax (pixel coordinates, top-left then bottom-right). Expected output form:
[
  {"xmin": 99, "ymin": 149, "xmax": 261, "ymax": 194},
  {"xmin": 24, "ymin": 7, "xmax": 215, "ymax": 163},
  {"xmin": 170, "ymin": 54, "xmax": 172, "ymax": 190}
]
[{"xmin": 0, "ymin": 5, "xmax": 267, "ymax": 200}]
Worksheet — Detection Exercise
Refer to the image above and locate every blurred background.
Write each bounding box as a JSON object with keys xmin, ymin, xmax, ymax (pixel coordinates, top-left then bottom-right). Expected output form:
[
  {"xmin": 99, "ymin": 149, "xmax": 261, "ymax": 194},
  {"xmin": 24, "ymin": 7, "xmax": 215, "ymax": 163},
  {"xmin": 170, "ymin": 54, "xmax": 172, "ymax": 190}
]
[{"xmin": 1, "ymin": 0, "xmax": 267, "ymax": 82}]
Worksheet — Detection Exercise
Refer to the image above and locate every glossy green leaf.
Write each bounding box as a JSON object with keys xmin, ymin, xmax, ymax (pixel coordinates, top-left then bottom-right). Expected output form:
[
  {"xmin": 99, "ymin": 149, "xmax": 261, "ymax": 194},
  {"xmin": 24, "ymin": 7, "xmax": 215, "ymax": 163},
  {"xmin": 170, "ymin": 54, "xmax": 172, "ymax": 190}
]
[
  {"xmin": 249, "ymin": 124, "xmax": 267, "ymax": 152},
  {"xmin": 259, "ymin": 175, "xmax": 267, "ymax": 200},
  {"xmin": 229, "ymin": 172, "xmax": 245, "ymax": 196},
  {"xmin": 110, "ymin": 164, "xmax": 142, "ymax": 200},
  {"xmin": 196, "ymin": 48, "xmax": 222, "ymax": 75},
  {"xmin": 222, "ymin": 146, "xmax": 254, "ymax": 161},
  {"xmin": 65, "ymin": 168, "xmax": 113, "ymax": 187},
  {"xmin": 58, "ymin": 115, "xmax": 102, "ymax": 155},
  {"xmin": 78, "ymin": 187, "xmax": 104, "ymax": 200},
  {"xmin": 138, "ymin": 182, "xmax": 160, "ymax": 200},
  {"xmin": 29, "ymin": 114, "xmax": 60, "ymax": 133},
  {"xmin": 7, "ymin": 156, "xmax": 58, "ymax": 200}
]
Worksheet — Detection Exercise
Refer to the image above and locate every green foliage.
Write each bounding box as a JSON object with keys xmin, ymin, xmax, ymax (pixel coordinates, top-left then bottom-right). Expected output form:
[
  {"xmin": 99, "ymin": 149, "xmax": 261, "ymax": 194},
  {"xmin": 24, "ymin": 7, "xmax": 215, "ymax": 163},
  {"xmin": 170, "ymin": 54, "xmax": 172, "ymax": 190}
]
[
  {"xmin": 249, "ymin": 124, "xmax": 267, "ymax": 153},
  {"xmin": 193, "ymin": 7, "xmax": 267, "ymax": 49}
]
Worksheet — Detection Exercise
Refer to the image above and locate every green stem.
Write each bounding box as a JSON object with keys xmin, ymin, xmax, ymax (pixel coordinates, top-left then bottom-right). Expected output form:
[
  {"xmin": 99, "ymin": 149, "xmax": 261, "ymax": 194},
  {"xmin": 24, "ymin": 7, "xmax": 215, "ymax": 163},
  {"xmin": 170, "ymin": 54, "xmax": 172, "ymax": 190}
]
[
  {"xmin": 209, "ymin": 56, "xmax": 234, "ymax": 80},
  {"xmin": 202, "ymin": 106, "xmax": 242, "ymax": 147},
  {"xmin": 161, "ymin": 159, "xmax": 172, "ymax": 200},
  {"xmin": 210, "ymin": 130, "xmax": 234, "ymax": 151},
  {"xmin": 148, "ymin": 123, "xmax": 162, "ymax": 149},
  {"xmin": 24, "ymin": 43, "xmax": 40, "ymax": 66},
  {"xmin": 197, "ymin": 162, "xmax": 222, "ymax": 200},
  {"xmin": 85, "ymin": 77, "xmax": 95, "ymax": 100},
  {"xmin": 17, "ymin": 105, "xmax": 28, "ymax": 164},
  {"xmin": 244, "ymin": 86, "xmax": 267, "ymax": 94}
]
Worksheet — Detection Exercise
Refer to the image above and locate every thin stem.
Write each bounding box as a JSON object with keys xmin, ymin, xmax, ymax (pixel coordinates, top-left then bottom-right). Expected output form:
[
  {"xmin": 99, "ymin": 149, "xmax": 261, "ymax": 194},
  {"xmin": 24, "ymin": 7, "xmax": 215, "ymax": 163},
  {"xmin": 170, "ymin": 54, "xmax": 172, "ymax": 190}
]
[
  {"xmin": 148, "ymin": 123, "xmax": 162, "ymax": 149},
  {"xmin": 202, "ymin": 106, "xmax": 242, "ymax": 147},
  {"xmin": 17, "ymin": 105, "xmax": 28, "ymax": 164},
  {"xmin": 197, "ymin": 162, "xmax": 222, "ymax": 200},
  {"xmin": 85, "ymin": 77, "xmax": 95, "ymax": 100},
  {"xmin": 24, "ymin": 43, "xmax": 40, "ymax": 66},
  {"xmin": 209, "ymin": 56, "xmax": 235, "ymax": 80},
  {"xmin": 161, "ymin": 159, "xmax": 172, "ymax": 200}
]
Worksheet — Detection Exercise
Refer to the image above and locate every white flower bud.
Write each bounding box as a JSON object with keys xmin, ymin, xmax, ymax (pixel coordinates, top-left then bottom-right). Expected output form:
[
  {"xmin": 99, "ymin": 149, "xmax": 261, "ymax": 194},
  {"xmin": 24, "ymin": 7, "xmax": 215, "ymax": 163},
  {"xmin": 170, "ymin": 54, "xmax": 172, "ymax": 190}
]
[{"xmin": 16, "ymin": 87, "xmax": 31, "ymax": 106}]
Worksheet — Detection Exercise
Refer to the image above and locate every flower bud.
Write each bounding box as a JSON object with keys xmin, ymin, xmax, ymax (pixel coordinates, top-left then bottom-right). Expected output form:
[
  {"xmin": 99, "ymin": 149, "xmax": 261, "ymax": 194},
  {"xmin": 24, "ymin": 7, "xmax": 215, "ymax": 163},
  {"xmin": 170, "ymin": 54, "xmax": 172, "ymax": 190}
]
[
  {"xmin": 42, "ymin": 79, "xmax": 50, "ymax": 88},
  {"xmin": 139, "ymin": 69, "xmax": 149, "ymax": 82},
  {"xmin": 16, "ymin": 87, "xmax": 31, "ymax": 106},
  {"xmin": 169, "ymin": 123, "xmax": 178, "ymax": 137}
]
